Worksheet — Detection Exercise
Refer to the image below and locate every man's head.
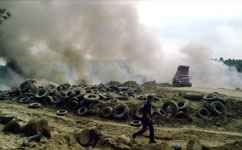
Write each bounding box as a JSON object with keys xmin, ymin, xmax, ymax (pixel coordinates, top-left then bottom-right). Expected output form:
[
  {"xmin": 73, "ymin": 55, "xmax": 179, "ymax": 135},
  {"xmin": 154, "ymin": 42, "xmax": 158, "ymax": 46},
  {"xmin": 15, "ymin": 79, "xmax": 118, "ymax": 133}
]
[{"xmin": 147, "ymin": 95, "xmax": 154, "ymax": 103}]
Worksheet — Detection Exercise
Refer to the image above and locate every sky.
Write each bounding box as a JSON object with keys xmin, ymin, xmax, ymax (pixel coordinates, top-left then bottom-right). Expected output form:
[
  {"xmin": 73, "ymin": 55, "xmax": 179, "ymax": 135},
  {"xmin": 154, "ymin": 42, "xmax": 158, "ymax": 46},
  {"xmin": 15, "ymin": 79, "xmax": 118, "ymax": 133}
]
[{"xmin": 137, "ymin": 0, "xmax": 242, "ymax": 59}]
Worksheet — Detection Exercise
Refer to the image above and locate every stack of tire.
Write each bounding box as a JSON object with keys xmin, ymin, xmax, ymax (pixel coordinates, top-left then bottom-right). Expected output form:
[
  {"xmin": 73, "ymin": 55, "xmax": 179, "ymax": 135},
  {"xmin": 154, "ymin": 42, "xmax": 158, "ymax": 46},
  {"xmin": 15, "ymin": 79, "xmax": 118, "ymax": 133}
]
[
  {"xmin": 197, "ymin": 95, "xmax": 226, "ymax": 119},
  {"xmin": 101, "ymin": 104, "xmax": 130, "ymax": 120},
  {"xmin": 160, "ymin": 100, "xmax": 190, "ymax": 119}
]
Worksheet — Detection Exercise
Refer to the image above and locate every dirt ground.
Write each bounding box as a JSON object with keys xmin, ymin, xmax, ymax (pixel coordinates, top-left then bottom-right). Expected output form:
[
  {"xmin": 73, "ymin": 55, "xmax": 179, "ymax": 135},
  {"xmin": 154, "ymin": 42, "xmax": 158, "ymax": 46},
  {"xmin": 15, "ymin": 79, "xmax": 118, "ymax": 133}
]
[{"xmin": 1, "ymin": 86, "xmax": 242, "ymax": 150}]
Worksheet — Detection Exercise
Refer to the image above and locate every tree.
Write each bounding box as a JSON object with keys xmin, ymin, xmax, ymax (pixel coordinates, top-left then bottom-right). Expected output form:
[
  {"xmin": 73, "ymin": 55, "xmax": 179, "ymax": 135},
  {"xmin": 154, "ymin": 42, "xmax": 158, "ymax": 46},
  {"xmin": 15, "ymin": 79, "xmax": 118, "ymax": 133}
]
[
  {"xmin": 0, "ymin": 8, "xmax": 11, "ymax": 25},
  {"xmin": 219, "ymin": 57, "xmax": 224, "ymax": 62}
]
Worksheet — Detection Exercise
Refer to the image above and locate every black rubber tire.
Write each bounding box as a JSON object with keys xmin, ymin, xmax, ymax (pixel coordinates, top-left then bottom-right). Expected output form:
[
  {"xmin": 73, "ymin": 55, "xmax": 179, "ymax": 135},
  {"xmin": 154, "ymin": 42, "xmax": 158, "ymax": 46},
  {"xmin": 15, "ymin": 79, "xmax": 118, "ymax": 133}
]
[
  {"xmin": 157, "ymin": 108, "xmax": 167, "ymax": 117},
  {"xmin": 210, "ymin": 101, "xmax": 226, "ymax": 115},
  {"xmin": 197, "ymin": 107, "xmax": 210, "ymax": 119},
  {"xmin": 130, "ymin": 120, "xmax": 142, "ymax": 127},
  {"xmin": 177, "ymin": 100, "xmax": 189, "ymax": 111},
  {"xmin": 102, "ymin": 107, "xmax": 113, "ymax": 118},
  {"xmin": 46, "ymin": 84, "xmax": 57, "ymax": 93},
  {"xmin": 174, "ymin": 111, "xmax": 185, "ymax": 119},
  {"xmin": 112, "ymin": 104, "xmax": 129, "ymax": 120},
  {"xmin": 65, "ymin": 90, "xmax": 75, "ymax": 98},
  {"xmin": 135, "ymin": 106, "xmax": 143, "ymax": 119},
  {"xmin": 69, "ymin": 98, "xmax": 79, "ymax": 110},
  {"xmin": 83, "ymin": 94, "xmax": 100, "ymax": 103},
  {"xmin": 56, "ymin": 109, "xmax": 68, "ymax": 116},
  {"xmin": 19, "ymin": 97, "xmax": 31, "ymax": 104},
  {"xmin": 162, "ymin": 100, "xmax": 178, "ymax": 116},
  {"xmin": 42, "ymin": 96, "xmax": 54, "ymax": 105},
  {"xmin": 35, "ymin": 89, "xmax": 49, "ymax": 100},
  {"xmin": 19, "ymin": 81, "xmax": 31, "ymax": 92},
  {"xmin": 23, "ymin": 134, "xmax": 43, "ymax": 146},
  {"xmin": 204, "ymin": 95, "xmax": 217, "ymax": 100},
  {"xmin": 29, "ymin": 103, "xmax": 41, "ymax": 108},
  {"xmin": 184, "ymin": 93, "xmax": 203, "ymax": 100},
  {"xmin": 77, "ymin": 107, "xmax": 88, "ymax": 116}
]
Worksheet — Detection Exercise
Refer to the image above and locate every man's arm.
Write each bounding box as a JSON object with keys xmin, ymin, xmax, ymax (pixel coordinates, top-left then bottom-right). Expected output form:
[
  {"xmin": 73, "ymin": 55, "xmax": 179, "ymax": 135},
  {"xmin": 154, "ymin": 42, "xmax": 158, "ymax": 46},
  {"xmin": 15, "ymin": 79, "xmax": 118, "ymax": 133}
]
[{"xmin": 145, "ymin": 112, "xmax": 151, "ymax": 121}]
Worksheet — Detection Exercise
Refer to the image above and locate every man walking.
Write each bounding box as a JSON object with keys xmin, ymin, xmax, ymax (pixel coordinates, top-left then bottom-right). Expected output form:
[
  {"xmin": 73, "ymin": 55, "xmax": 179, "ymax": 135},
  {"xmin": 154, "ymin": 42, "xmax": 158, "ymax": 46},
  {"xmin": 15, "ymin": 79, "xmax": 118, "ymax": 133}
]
[{"xmin": 132, "ymin": 95, "xmax": 157, "ymax": 143}]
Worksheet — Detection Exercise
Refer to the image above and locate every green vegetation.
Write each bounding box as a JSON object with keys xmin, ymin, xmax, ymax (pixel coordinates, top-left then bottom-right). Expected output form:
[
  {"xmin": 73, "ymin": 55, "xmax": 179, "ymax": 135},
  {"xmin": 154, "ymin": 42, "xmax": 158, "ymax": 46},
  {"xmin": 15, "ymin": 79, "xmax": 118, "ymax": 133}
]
[
  {"xmin": 219, "ymin": 57, "xmax": 242, "ymax": 72},
  {"xmin": 0, "ymin": 8, "xmax": 11, "ymax": 25}
]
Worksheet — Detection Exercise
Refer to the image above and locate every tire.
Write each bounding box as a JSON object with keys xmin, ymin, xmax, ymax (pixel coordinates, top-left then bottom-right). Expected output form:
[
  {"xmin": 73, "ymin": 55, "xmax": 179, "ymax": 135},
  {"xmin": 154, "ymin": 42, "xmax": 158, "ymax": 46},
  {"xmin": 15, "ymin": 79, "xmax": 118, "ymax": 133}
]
[
  {"xmin": 157, "ymin": 109, "xmax": 167, "ymax": 117},
  {"xmin": 19, "ymin": 81, "xmax": 31, "ymax": 92},
  {"xmin": 83, "ymin": 94, "xmax": 100, "ymax": 103},
  {"xmin": 162, "ymin": 100, "xmax": 178, "ymax": 116},
  {"xmin": 135, "ymin": 106, "xmax": 143, "ymax": 119},
  {"xmin": 174, "ymin": 111, "xmax": 185, "ymax": 119},
  {"xmin": 112, "ymin": 104, "xmax": 129, "ymax": 120},
  {"xmin": 29, "ymin": 103, "xmax": 41, "ymax": 108},
  {"xmin": 42, "ymin": 96, "xmax": 54, "ymax": 105},
  {"xmin": 77, "ymin": 107, "xmax": 88, "ymax": 116},
  {"xmin": 197, "ymin": 107, "xmax": 210, "ymax": 119},
  {"xmin": 46, "ymin": 84, "xmax": 57, "ymax": 93},
  {"xmin": 184, "ymin": 93, "xmax": 203, "ymax": 100},
  {"xmin": 177, "ymin": 100, "xmax": 189, "ymax": 111},
  {"xmin": 102, "ymin": 107, "xmax": 113, "ymax": 118},
  {"xmin": 19, "ymin": 97, "xmax": 31, "ymax": 104},
  {"xmin": 69, "ymin": 98, "xmax": 79, "ymax": 110},
  {"xmin": 130, "ymin": 120, "xmax": 142, "ymax": 127},
  {"xmin": 35, "ymin": 89, "xmax": 49, "ymax": 100},
  {"xmin": 0, "ymin": 93, "xmax": 9, "ymax": 100},
  {"xmin": 210, "ymin": 101, "xmax": 226, "ymax": 115},
  {"xmin": 23, "ymin": 134, "xmax": 43, "ymax": 146},
  {"xmin": 56, "ymin": 109, "xmax": 68, "ymax": 116},
  {"xmin": 204, "ymin": 95, "xmax": 217, "ymax": 101}
]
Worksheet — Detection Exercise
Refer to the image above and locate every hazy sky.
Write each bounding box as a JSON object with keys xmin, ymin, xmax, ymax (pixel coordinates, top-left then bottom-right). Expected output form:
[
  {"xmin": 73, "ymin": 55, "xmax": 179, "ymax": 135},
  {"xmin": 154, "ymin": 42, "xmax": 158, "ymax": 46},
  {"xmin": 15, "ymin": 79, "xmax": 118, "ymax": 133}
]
[{"xmin": 137, "ymin": 0, "xmax": 242, "ymax": 59}]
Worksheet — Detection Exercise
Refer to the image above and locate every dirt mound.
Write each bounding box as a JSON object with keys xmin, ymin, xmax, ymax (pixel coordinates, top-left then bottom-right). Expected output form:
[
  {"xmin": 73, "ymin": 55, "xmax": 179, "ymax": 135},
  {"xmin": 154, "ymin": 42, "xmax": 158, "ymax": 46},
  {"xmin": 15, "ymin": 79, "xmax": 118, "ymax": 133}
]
[
  {"xmin": 122, "ymin": 81, "xmax": 139, "ymax": 87},
  {"xmin": 107, "ymin": 81, "xmax": 122, "ymax": 86}
]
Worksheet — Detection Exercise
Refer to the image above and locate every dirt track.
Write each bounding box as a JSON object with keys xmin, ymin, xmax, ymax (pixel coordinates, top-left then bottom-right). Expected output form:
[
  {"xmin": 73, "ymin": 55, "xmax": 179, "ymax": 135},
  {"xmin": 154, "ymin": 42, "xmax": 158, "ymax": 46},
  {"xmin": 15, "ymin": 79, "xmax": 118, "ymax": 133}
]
[{"xmin": 1, "ymin": 86, "xmax": 242, "ymax": 150}]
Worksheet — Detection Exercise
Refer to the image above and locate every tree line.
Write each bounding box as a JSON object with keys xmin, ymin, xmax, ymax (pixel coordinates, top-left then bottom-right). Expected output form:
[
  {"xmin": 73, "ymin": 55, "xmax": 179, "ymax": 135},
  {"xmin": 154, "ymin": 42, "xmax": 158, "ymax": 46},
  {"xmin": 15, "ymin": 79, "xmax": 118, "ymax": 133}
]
[{"xmin": 218, "ymin": 57, "xmax": 242, "ymax": 72}]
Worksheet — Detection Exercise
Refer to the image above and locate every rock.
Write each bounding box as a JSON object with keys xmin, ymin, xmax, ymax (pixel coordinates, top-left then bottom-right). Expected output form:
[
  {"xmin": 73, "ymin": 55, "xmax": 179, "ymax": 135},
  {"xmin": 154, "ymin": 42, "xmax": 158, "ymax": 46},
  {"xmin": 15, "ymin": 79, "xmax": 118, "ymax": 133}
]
[
  {"xmin": 0, "ymin": 113, "xmax": 16, "ymax": 124},
  {"xmin": 116, "ymin": 134, "xmax": 130, "ymax": 145},
  {"xmin": 116, "ymin": 143, "xmax": 130, "ymax": 150},
  {"xmin": 22, "ymin": 119, "xmax": 50, "ymax": 137},
  {"xmin": 3, "ymin": 120, "xmax": 21, "ymax": 133},
  {"xmin": 187, "ymin": 138, "xmax": 202, "ymax": 150},
  {"xmin": 75, "ymin": 126, "xmax": 100, "ymax": 147}
]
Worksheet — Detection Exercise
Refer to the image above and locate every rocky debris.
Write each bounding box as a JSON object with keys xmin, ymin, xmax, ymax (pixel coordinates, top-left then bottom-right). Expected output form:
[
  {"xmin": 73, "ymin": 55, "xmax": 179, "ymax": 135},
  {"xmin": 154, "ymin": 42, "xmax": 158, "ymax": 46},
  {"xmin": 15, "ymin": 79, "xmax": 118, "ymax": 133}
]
[
  {"xmin": 158, "ymin": 83, "xmax": 172, "ymax": 87},
  {"xmin": 3, "ymin": 119, "xmax": 23, "ymax": 133},
  {"xmin": 141, "ymin": 80, "xmax": 158, "ymax": 87},
  {"xmin": 187, "ymin": 138, "xmax": 203, "ymax": 150},
  {"xmin": 75, "ymin": 126, "xmax": 101, "ymax": 147},
  {"xmin": 122, "ymin": 81, "xmax": 139, "ymax": 87},
  {"xmin": 22, "ymin": 119, "xmax": 51, "ymax": 137},
  {"xmin": 107, "ymin": 81, "xmax": 122, "ymax": 86},
  {"xmin": 0, "ymin": 112, "xmax": 16, "ymax": 124}
]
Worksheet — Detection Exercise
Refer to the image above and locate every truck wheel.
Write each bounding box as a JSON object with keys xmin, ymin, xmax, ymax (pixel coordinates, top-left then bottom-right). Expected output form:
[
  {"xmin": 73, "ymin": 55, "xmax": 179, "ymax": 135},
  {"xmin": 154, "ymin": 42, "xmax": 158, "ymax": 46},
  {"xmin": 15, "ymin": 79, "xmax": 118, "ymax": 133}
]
[
  {"xmin": 19, "ymin": 97, "xmax": 31, "ymax": 104},
  {"xmin": 29, "ymin": 103, "xmax": 41, "ymax": 109},
  {"xmin": 162, "ymin": 100, "xmax": 178, "ymax": 116}
]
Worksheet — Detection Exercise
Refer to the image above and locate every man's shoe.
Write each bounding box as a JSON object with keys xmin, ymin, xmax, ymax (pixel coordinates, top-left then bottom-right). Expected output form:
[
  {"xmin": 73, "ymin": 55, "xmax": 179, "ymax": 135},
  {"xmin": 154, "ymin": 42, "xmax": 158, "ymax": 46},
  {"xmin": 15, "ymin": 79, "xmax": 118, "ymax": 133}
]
[{"xmin": 149, "ymin": 140, "xmax": 157, "ymax": 144}]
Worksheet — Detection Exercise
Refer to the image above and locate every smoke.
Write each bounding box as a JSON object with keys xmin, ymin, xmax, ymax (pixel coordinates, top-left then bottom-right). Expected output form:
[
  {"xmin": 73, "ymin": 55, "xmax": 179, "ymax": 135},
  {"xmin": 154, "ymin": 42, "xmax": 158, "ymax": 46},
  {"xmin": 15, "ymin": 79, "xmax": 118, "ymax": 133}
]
[
  {"xmin": 0, "ymin": 2, "xmax": 241, "ymax": 89},
  {"xmin": 0, "ymin": 1, "xmax": 162, "ymax": 85},
  {"xmin": 180, "ymin": 42, "xmax": 242, "ymax": 89}
]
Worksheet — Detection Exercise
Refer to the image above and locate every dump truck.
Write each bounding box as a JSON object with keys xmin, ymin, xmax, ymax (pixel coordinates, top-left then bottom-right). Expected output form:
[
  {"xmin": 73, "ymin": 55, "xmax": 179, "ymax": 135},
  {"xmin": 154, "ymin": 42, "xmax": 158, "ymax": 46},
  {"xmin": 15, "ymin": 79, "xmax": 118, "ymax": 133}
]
[{"xmin": 172, "ymin": 65, "xmax": 192, "ymax": 87}]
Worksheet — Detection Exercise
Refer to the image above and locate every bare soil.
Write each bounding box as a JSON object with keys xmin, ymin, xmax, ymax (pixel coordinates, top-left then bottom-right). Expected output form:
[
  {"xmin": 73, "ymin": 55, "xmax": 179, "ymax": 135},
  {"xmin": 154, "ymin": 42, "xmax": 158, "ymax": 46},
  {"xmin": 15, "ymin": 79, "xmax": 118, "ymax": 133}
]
[{"xmin": 1, "ymin": 86, "xmax": 242, "ymax": 150}]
